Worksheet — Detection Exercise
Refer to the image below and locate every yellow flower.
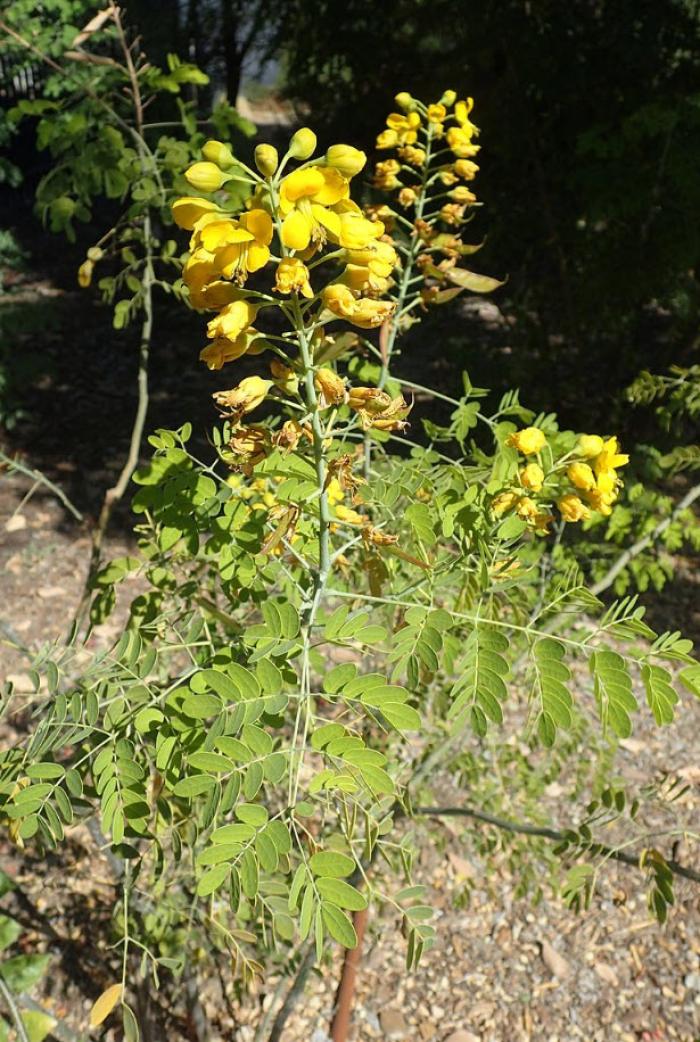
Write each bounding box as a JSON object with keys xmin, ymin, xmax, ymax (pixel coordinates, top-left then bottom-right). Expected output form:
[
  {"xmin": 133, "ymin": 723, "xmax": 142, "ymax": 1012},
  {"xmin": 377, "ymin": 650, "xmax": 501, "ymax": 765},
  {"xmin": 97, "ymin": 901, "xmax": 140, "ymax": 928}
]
[
  {"xmin": 506, "ymin": 427, "xmax": 547, "ymax": 455},
  {"xmin": 182, "ymin": 248, "xmax": 219, "ymax": 308},
  {"xmin": 385, "ymin": 110, "xmax": 421, "ymax": 144},
  {"xmin": 322, "ymin": 284, "xmax": 395, "ymax": 329},
  {"xmin": 516, "ymin": 496, "xmax": 540, "ymax": 522},
  {"xmin": 199, "ymin": 331, "xmax": 261, "ymax": 370},
  {"xmin": 454, "ymin": 159, "xmax": 480, "ymax": 180},
  {"xmin": 289, "ymin": 127, "xmax": 317, "ymax": 159},
  {"xmin": 213, "ymin": 376, "xmax": 272, "ymax": 418},
  {"xmin": 578, "ymin": 434, "xmax": 605, "ymax": 458},
  {"xmin": 77, "ymin": 259, "xmax": 93, "ymax": 288},
  {"xmin": 278, "ymin": 166, "xmax": 349, "ymax": 250},
  {"xmin": 172, "ymin": 196, "xmax": 221, "ymax": 230},
  {"xmin": 491, "ymin": 490, "xmax": 519, "ymax": 516},
  {"xmin": 343, "ymin": 240, "xmax": 398, "ymax": 292},
  {"xmin": 427, "ymin": 103, "xmax": 447, "ymax": 122},
  {"xmin": 198, "ymin": 209, "xmax": 273, "ymax": 282},
  {"xmin": 254, "ymin": 143, "xmax": 279, "ymax": 176},
  {"xmin": 454, "ymin": 97, "xmax": 478, "ymax": 131},
  {"xmin": 585, "ymin": 489, "xmax": 616, "ymax": 517},
  {"xmin": 567, "ymin": 462, "xmax": 596, "ymax": 491},
  {"xmin": 325, "ymin": 477, "xmax": 344, "ymax": 507},
  {"xmin": 446, "ymin": 127, "xmax": 480, "ymax": 158},
  {"xmin": 520, "ymin": 463, "xmax": 544, "ymax": 492},
  {"xmin": 440, "ymin": 203, "xmax": 466, "ymax": 225},
  {"xmin": 398, "ymin": 145, "xmax": 427, "ymax": 167},
  {"xmin": 373, "ymin": 159, "xmax": 402, "ymax": 190},
  {"xmin": 376, "ymin": 129, "xmax": 399, "ymax": 150},
  {"xmin": 274, "ymin": 257, "xmax": 313, "ymax": 298},
  {"xmin": 334, "ymin": 504, "xmax": 364, "ymax": 525},
  {"xmin": 440, "ymin": 170, "xmax": 459, "ymax": 186},
  {"xmin": 227, "ymin": 426, "xmax": 270, "ymax": 471},
  {"xmin": 202, "ymin": 140, "xmax": 236, "ymax": 169},
  {"xmin": 325, "ymin": 144, "xmax": 367, "ymax": 178},
  {"xmin": 398, "ymin": 187, "xmax": 418, "ymax": 207},
  {"xmin": 348, "ymin": 387, "xmax": 392, "ymax": 414},
  {"xmin": 558, "ymin": 494, "xmax": 591, "ymax": 522},
  {"xmin": 206, "ymin": 299, "xmax": 258, "ymax": 341},
  {"xmin": 185, "ymin": 162, "xmax": 229, "ymax": 192},
  {"xmin": 270, "ymin": 359, "xmax": 299, "ymax": 393},
  {"xmin": 314, "ymin": 368, "xmax": 346, "ymax": 407},
  {"xmin": 449, "ymin": 186, "xmax": 477, "ymax": 204},
  {"xmin": 593, "ymin": 436, "xmax": 629, "ymax": 475}
]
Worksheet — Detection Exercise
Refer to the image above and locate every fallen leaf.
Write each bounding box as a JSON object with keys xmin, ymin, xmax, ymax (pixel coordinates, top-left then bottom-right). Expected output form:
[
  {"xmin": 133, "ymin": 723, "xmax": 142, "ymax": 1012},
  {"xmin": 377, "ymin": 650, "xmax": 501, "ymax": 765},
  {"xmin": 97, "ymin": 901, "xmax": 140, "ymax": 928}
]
[
  {"xmin": 4, "ymin": 515, "xmax": 27, "ymax": 532},
  {"xmin": 89, "ymin": 983, "xmax": 123, "ymax": 1028},
  {"xmin": 540, "ymin": 939, "xmax": 572, "ymax": 979}
]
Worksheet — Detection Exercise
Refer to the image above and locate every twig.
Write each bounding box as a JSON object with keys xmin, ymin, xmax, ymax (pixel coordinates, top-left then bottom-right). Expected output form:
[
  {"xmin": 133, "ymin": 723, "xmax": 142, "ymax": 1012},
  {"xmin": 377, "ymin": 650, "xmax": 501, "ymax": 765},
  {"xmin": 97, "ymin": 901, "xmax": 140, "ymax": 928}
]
[
  {"xmin": 590, "ymin": 481, "xmax": 700, "ymax": 597},
  {"xmin": 0, "ymin": 450, "xmax": 84, "ymax": 522},
  {"xmin": 265, "ymin": 942, "xmax": 317, "ymax": 1042},
  {"xmin": 415, "ymin": 805, "xmax": 700, "ymax": 884},
  {"xmin": 0, "ymin": 976, "xmax": 31, "ymax": 1042}
]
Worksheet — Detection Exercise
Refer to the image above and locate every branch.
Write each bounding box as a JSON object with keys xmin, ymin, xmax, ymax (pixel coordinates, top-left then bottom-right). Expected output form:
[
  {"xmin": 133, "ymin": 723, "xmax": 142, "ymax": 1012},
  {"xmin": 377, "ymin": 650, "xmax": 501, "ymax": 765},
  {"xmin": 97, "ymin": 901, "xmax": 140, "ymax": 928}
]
[
  {"xmin": 0, "ymin": 450, "xmax": 84, "ymax": 522},
  {"xmin": 591, "ymin": 480, "xmax": 700, "ymax": 597},
  {"xmin": 415, "ymin": 805, "xmax": 700, "ymax": 884}
]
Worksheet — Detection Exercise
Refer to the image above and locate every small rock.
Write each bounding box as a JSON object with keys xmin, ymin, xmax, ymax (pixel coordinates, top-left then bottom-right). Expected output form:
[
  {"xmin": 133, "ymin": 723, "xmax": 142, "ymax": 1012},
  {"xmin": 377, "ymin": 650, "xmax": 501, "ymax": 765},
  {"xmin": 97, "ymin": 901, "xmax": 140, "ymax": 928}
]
[
  {"xmin": 4, "ymin": 514, "xmax": 27, "ymax": 532},
  {"xmin": 684, "ymin": 971, "xmax": 700, "ymax": 991},
  {"xmin": 379, "ymin": 1008, "xmax": 409, "ymax": 1039},
  {"xmin": 37, "ymin": 585, "xmax": 67, "ymax": 598},
  {"xmin": 444, "ymin": 1031, "xmax": 480, "ymax": 1042},
  {"xmin": 594, "ymin": 962, "xmax": 618, "ymax": 986},
  {"xmin": 418, "ymin": 1022, "xmax": 436, "ymax": 1041},
  {"xmin": 540, "ymin": 939, "xmax": 572, "ymax": 980}
]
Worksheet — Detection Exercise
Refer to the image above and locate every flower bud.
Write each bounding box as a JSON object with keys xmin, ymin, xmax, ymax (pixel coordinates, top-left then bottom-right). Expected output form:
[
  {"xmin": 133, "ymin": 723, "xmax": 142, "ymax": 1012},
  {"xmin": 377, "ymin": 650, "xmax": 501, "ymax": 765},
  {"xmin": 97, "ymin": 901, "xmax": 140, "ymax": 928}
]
[
  {"xmin": 441, "ymin": 89, "xmax": 457, "ymax": 107},
  {"xmin": 213, "ymin": 376, "xmax": 272, "ymax": 417},
  {"xmin": 325, "ymin": 144, "xmax": 367, "ymax": 178},
  {"xmin": 254, "ymin": 144, "xmax": 279, "ymax": 177},
  {"xmin": 519, "ymin": 463, "xmax": 544, "ymax": 492},
  {"xmin": 77, "ymin": 260, "xmax": 93, "ymax": 288},
  {"xmin": 202, "ymin": 139, "xmax": 236, "ymax": 169},
  {"xmin": 289, "ymin": 127, "xmax": 317, "ymax": 159},
  {"xmin": 558, "ymin": 494, "xmax": 591, "ymax": 523},
  {"xmin": 578, "ymin": 434, "xmax": 604, "ymax": 458},
  {"xmin": 394, "ymin": 91, "xmax": 413, "ymax": 110},
  {"xmin": 567, "ymin": 462, "xmax": 596, "ymax": 491},
  {"xmin": 505, "ymin": 427, "xmax": 546, "ymax": 455},
  {"xmin": 86, "ymin": 246, "xmax": 104, "ymax": 262},
  {"xmin": 270, "ymin": 359, "xmax": 299, "ymax": 394},
  {"xmin": 314, "ymin": 367, "xmax": 346, "ymax": 407},
  {"xmin": 185, "ymin": 162, "xmax": 229, "ymax": 193}
]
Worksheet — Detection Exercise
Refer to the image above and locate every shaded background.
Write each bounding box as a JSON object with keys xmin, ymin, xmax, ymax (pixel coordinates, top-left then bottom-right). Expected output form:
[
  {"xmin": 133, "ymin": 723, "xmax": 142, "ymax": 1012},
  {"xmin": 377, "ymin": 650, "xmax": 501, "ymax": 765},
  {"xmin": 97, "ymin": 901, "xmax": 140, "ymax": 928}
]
[{"xmin": 2, "ymin": 0, "xmax": 700, "ymax": 514}]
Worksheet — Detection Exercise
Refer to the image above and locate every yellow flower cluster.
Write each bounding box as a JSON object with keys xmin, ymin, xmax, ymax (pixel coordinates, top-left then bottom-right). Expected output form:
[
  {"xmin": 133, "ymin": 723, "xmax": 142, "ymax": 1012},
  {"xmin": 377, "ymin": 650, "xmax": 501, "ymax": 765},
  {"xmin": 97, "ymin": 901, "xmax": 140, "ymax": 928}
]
[
  {"xmin": 172, "ymin": 130, "xmax": 400, "ymax": 383},
  {"xmin": 493, "ymin": 428, "xmax": 629, "ymax": 533},
  {"xmin": 372, "ymin": 90, "xmax": 481, "ymax": 217}
]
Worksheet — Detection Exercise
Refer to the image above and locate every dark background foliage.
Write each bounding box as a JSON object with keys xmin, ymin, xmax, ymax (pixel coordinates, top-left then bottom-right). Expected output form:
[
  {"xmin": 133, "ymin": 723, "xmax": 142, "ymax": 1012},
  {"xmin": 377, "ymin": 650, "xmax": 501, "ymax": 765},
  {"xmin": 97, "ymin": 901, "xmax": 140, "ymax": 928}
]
[{"xmin": 2, "ymin": 0, "xmax": 700, "ymax": 440}]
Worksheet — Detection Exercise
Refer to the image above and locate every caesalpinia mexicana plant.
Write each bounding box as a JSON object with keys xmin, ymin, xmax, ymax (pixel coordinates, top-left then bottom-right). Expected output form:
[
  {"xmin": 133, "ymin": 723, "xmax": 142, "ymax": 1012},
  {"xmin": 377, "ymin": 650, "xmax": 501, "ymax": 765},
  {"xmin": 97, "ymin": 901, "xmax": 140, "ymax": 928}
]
[{"xmin": 1, "ymin": 90, "xmax": 698, "ymax": 1037}]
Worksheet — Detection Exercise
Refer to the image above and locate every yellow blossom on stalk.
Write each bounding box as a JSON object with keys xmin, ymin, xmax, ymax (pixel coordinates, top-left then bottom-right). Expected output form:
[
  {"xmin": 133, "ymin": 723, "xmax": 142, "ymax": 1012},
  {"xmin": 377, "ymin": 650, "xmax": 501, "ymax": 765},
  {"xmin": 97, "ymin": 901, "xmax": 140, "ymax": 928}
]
[
  {"xmin": 199, "ymin": 331, "xmax": 262, "ymax": 370},
  {"xmin": 440, "ymin": 170, "xmax": 459, "ymax": 186},
  {"xmin": 270, "ymin": 359, "xmax": 299, "ymax": 394},
  {"xmin": 455, "ymin": 97, "xmax": 479, "ymax": 132},
  {"xmin": 289, "ymin": 127, "xmax": 317, "ymax": 160},
  {"xmin": 454, "ymin": 159, "xmax": 480, "ymax": 180},
  {"xmin": 202, "ymin": 140, "xmax": 236, "ymax": 169},
  {"xmin": 585, "ymin": 489, "xmax": 616, "ymax": 516},
  {"xmin": 254, "ymin": 143, "xmax": 279, "ymax": 177},
  {"xmin": 277, "ymin": 166, "xmax": 350, "ymax": 250},
  {"xmin": 335, "ymin": 504, "xmax": 364, "ymax": 525},
  {"xmin": 441, "ymin": 89, "xmax": 457, "ymax": 107},
  {"xmin": 325, "ymin": 144, "xmax": 367, "ymax": 178},
  {"xmin": 77, "ymin": 260, "xmax": 93, "ymax": 288},
  {"xmin": 348, "ymin": 387, "xmax": 410, "ymax": 430},
  {"xmin": 446, "ymin": 126, "xmax": 480, "ymax": 158},
  {"xmin": 373, "ymin": 160, "xmax": 402, "ymax": 190},
  {"xmin": 213, "ymin": 376, "xmax": 272, "ymax": 419},
  {"xmin": 593, "ymin": 436, "xmax": 630, "ymax": 475},
  {"xmin": 314, "ymin": 368, "xmax": 346, "ymax": 407},
  {"xmin": 274, "ymin": 257, "xmax": 313, "ymax": 298},
  {"xmin": 398, "ymin": 187, "xmax": 418, "ymax": 207},
  {"xmin": 195, "ymin": 209, "xmax": 273, "ymax": 282},
  {"xmin": 578, "ymin": 434, "xmax": 605, "ymax": 458},
  {"xmin": 343, "ymin": 240, "xmax": 398, "ymax": 292},
  {"xmin": 440, "ymin": 203, "xmax": 466, "ymax": 225},
  {"xmin": 491, "ymin": 490, "xmax": 520, "ymax": 516},
  {"xmin": 519, "ymin": 463, "xmax": 544, "ymax": 492},
  {"xmin": 516, "ymin": 496, "xmax": 540, "ymax": 522},
  {"xmin": 322, "ymin": 284, "xmax": 395, "ymax": 329},
  {"xmin": 199, "ymin": 280, "xmax": 244, "ymax": 310},
  {"xmin": 427, "ymin": 103, "xmax": 447, "ymax": 123},
  {"xmin": 206, "ymin": 300, "xmax": 258, "ymax": 341},
  {"xmin": 172, "ymin": 196, "xmax": 221, "ymax": 230},
  {"xmin": 185, "ymin": 161, "xmax": 230, "ymax": 193},
  {"xmin": 377, "ymin": 110, "xmax": 421, "ymax": 149},
  {"xmin": 399, "ymin": 145, "xmax": 427, "ymax": 167},
  {"xmin": 567, "ymin": 462, "xmax": 596, "ymax": 491},
  {"xmin": 558, "ymin": 494, "xmax": 591, "ymax": 522},
  {"xmin": 449, "ymin": 186, "xmax": 477, "ymax": 204},
  {"xmin": 325, "ymin": 477, "xmax": 344, "ymax": 507},
  {"xmin": 506, "ymin": 427, "xmax": 547, "ymax": 455}
]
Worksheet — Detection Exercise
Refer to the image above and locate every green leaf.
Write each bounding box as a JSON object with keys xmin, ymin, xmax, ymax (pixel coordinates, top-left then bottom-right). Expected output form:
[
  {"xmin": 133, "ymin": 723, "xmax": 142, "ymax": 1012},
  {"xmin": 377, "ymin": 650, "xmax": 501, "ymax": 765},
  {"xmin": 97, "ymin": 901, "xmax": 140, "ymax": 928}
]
[
  {"xmin": 448, "ymin": 624, "xmax": 509, "ymax": 735},
  {"xmin": 591, "ymin": 649, "xmax": 637, "ymax": 737},
  {"xmin": 0, "ymin": 954, "xmax": 51, "ymax": 992},
  {"xmin": 532, "ymin": 638, "xmax": 573, "ymax": 746},
  {"xmin": 173, "ymin": 775, "xmax": 217, "ymax": 798},
  {"xmin": 316, "ymin": 878, "xmax": 367, "ymax": 911},
  {"xmin": 196, "ymin": 865, "xmax": 229, "ymax": 897},
  {"xmin": 181, "ymin": 692, "xmax": 222, "ymax": 719},
  {"xmin": 0, "ymin": 915, "xmax": 22, "ymax": 951},
  {"xmin": 321, "ymin": 903, "xmax": 357, "ymax": 948},
  {"xmin": 188, "ymin": 752, "xmax": 234, "ymax": 773},
  {"xmin": 21, "ymin": 1010, "xmax": 57, "ymax": 1042},
  {"xmin": 309, "ymin": 851, "xmax": 355, "ymax": 878},
  {"xmin": 235, "ymin": 803, "xmax": 268, "ymax": 826},
  {"xmin": 641, "ymin": 663, "xmax": 678, "ymax": 725}
]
